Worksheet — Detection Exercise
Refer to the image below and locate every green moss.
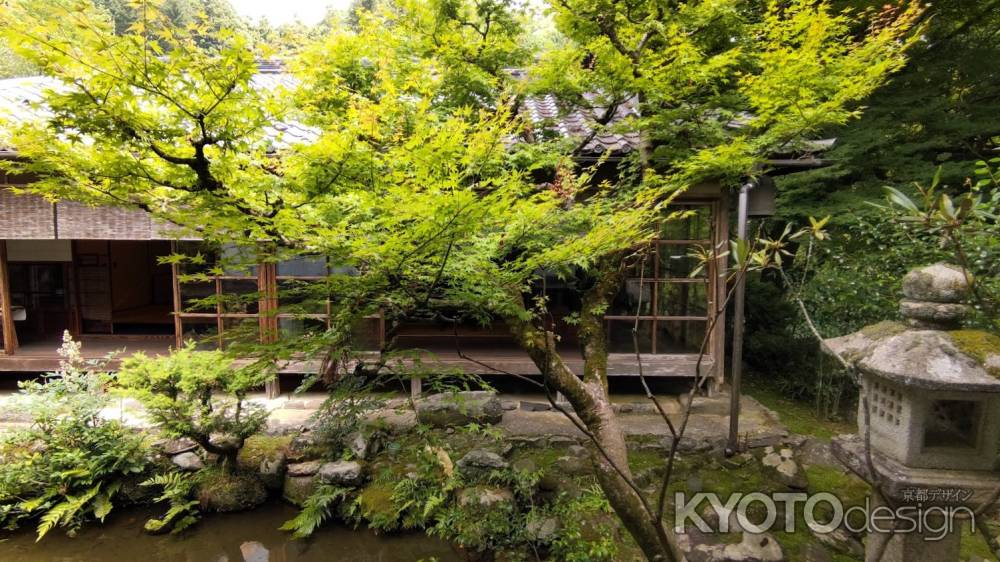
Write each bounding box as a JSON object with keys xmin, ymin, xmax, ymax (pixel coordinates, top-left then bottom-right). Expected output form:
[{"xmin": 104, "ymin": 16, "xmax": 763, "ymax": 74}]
[
  {"xmin": 961, "ymin": 521, "xmax": 1000, "ymax": 561},
  {"xmin": 805, "ymin": 464, "xmax": 870, "ymax": 530},
  {"xmin": 357, "ymin": 481, "xmax": 399, "ymax": 528},
  {"xmin": 774, "ymin": 531, "xmax": 858, "ymax": 562},
  {"xmin": 949, "ymin": 330, "xmax": 1000, "ymax": 377},
  {"xmin": 238, "ymin": 434, "xmax": 292, "ymax": 468},
  {"xmin": 805, "ymin": 465, "xmax": 869, "ymax": 505},
  {"xmin": 860, "ymin": 320, "xmax": 908, "ymax": 340},
  {"xmin": 509, "ymin": 446, "xmax": 564, "ymax": 472},
  {"xmin": 626, "ymin": 450, "xmax": 665, "ymax": 474},
  {"xmin": 699, "ymin": 460, "xmax": 772, "ymax": 497},
  {"xmin": 195, "ymin": 468, "xmax": 267, "ymax": 512},
  {"xmin": 747, "ymin": 382, "xmax": 856, "ymax": 440}
]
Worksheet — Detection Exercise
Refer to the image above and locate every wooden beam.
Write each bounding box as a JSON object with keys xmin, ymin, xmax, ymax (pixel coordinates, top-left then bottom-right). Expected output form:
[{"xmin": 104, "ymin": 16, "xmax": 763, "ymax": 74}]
[{"xmin": 0, "ymin": 240, "xmax": 18, "ymax": 355}]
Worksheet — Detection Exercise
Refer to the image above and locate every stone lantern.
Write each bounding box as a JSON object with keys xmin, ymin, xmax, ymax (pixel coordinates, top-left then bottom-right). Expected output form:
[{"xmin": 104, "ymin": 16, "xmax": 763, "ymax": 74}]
[{"xmin": 826, "ymin": 263, "xmax": 1000, "ymax": 562}]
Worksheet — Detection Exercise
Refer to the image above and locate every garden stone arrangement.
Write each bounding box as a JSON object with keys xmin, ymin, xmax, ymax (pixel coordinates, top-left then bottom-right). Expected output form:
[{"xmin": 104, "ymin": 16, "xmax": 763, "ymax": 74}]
[{"xmin": 63, "ymin": 387, "xmax": 876, "ymax": 562}]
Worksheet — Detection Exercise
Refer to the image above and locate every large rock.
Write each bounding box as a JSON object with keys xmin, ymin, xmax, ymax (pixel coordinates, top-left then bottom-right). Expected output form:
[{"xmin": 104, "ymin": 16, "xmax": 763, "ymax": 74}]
[
  {"xmin": 415, "ymin": 391, "xmax": 504, "ymax": 428},
  {"xmin": 537, "ymin": 473, "xmax": 580, "ymax": 499},
  {"xmin": 287, "ymin": 432, "xmax": 319, "ymax": 461},
  {"xmin": 154, "ymin": 438, "xmax": 198, "ymax": 456},
  {"xmin": 511, "ymin": 458, "xmax": 537, "ymax": 474},
  {"xmin": 317, "ymin": 460, "xmax": 364, "ymax": 486},
  {"xmin": 801, "ymin": 543, "xmax": 834, "ymax": 562},
  {"xmin": 197, "ymin": 471, "xmax": 267, "ymax": 512},
  {"xmin": 286, "ymin": 460, "xmax": 322, "ymax": 477},
  {"xmin": 345, "ymin": 431, "xmax": 376, "ymax": 460},
  {"xmin": 797, "ymin": 438, "xmax": 838, "ymax": 469},
  {"xmin": 554, "ymin": 454, "xmax": 590, "ymax": 476},
  {"xmin": 677, "ymin": 528, "xmax": 728, "ymax": 562},
  {"xmin": 257, "ymin": 452, "xmax": 288, "ymax": 493},
  {"xmin": 457, "ymin": 486, "xmax": 514, "ymax": 508},
  {"xmin": 240, "ymin": 541, "xmax": 269, "ymax": 562},
  {"xmin": 282, "ymin": 475, "xmax": 318, "ymax": 506},
  {"xmin": 457, "ymin": 449, "xmax": 509, "ymax": 473},
  {"xmin": 811, "ymin": 527, "xmax": 863, "ymax": 559},
  {"xmin": 172, "ymin": 451, "xmax": 204, "ymax": 472},
  {"xmin": 899, "ymin": 299, "xmax": 968, "ymax": 327},
  {"xmin": 525, "ymin": 516, "xmax": 559, "ymax": 542}
]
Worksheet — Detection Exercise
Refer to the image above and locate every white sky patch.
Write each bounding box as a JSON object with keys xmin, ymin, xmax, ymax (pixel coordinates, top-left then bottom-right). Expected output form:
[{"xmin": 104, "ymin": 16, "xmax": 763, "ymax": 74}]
[{"xmin": 230, "ymin": 0, "xmax": 353, "ymax": 26}]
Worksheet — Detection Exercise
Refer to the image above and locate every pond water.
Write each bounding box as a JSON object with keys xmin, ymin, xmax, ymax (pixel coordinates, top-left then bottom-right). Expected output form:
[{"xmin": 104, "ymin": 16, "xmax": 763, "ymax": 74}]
[{"xmin": 0, "ymin": 502, "xmax": 461, "ymax": 562}]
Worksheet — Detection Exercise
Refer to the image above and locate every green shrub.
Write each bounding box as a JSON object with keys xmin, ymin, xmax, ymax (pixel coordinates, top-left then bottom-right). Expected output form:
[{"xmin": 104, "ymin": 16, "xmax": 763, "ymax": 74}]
[
  {"xmin": 547, "ymin": 485, "xmax": 621, "ymax": 562},
  {"xmin": 0, "ymin": 333, "xmax": 148, "ymax": 538},
  {"xmin": 117, "ymin": 343, "xmax": 271, "ymax": 473}
]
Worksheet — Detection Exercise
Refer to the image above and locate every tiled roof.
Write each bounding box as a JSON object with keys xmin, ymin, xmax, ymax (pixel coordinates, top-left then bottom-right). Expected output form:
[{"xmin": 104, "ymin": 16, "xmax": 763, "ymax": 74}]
[{"xmin": 520, "ymin": 93, "xmax": 642, "ymax": 153}]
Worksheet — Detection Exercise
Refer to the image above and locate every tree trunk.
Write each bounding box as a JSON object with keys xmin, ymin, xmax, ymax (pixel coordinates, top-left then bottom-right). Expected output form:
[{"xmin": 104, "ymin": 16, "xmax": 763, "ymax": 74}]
[
  {"xmin": 193, "ymin": 434, "xmax": 243, "ymax": 475},
  {"xmin": 508, "ymin": 315, "xmax": 686, "ymax": 562}
]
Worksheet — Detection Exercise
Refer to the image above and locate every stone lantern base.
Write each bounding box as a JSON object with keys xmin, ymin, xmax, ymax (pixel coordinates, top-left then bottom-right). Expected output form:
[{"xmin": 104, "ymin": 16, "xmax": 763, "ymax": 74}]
[{"xmin": 832, "ymin": 434, "xmax": 1000, "ymax": 562}]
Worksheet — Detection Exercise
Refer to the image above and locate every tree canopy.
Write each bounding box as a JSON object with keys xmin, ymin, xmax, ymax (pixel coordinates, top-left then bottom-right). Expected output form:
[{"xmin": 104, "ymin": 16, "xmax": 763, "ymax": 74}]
[{"xmin": 0, "ymin": 1, "xmax": 926, "ymax": 559}]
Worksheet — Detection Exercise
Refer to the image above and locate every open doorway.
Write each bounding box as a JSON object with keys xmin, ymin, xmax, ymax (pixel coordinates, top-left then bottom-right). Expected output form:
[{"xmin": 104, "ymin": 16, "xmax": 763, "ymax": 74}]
[{"xmin": 74, "ymin": 240, "xmax": 174, "ymax": 335}]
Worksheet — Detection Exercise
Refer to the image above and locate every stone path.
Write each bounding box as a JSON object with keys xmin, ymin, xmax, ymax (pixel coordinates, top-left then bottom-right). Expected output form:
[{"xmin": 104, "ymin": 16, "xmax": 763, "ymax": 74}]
[
  {"xmin": 0, "ymin": 388, "xmax": 788, "ymax": 448},
  {"xmin": 497, "ymin": 393, "xmax": 788, "ymax": 451}
]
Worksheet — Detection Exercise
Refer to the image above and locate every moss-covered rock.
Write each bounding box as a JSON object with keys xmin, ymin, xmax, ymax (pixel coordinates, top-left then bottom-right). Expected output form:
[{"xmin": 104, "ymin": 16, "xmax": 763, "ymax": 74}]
[
  {"xmin": 238, "ymin": 435, "xmax": 291, "ymax": 492},
  {"xmin": 239, "ymin": 435, "xmax": 292, "ymax": 466},
  {"xmin": 282, "ymin": 474, "xmax": 318, "ymax": 506},
  {"xmin": 415, "ymin": 391, "xmax": 504, "ymax": 428},
  {"xmin": 357, "ymin": 481, "xmax": 399, "ymax": 529},
  {"xmin": 196, "ymin": 469, "xmax": 267, "ymax": 512}
]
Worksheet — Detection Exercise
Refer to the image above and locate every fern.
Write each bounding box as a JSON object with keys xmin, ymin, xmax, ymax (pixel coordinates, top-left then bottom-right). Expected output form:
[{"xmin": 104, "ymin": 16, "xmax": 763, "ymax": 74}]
[
  {"xmin": 36, "ymin": 484, "xmax": 101, "ymax": 540},
  {"xmin": 141, "ymin": 472, "xmax": 200, "ymax": 534},
  {"xmin": 17, "ymin": 492, "xmax": 55, "ymax": 514},
  {"xmin": 280, "ymin": 484, "xmax": 351, "ymax": 539}
]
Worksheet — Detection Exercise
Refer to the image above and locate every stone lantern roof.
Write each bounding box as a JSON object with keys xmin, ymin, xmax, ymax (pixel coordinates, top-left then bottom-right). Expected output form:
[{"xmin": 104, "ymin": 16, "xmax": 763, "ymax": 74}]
[{"xmin": 825, "ymin": 263, "xmax": 1000, "ymax": 392}]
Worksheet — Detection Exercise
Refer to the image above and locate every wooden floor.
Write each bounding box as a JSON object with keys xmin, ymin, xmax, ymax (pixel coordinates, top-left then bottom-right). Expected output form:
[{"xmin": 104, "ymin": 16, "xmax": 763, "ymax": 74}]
[
  {"xmin": 0, "ymin": 337, "xmax": 173, "ymax": 371},
  {"xmin": 0, "ymin": 339, "xmax": 709, "ymax": 377}
]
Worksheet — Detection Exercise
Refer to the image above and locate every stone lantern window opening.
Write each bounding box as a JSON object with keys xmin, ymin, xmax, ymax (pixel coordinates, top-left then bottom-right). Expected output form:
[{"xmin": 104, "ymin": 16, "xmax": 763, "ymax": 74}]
[{"xmin": 924, "ymin": 399, "xmax": 982, "ymax": 450}]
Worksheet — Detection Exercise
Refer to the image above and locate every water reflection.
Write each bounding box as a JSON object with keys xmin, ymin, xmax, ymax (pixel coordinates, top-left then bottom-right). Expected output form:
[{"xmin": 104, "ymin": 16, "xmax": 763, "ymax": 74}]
[{"xmin": 0, "ymin": 502, "xmax": 460, "ymax": 562}]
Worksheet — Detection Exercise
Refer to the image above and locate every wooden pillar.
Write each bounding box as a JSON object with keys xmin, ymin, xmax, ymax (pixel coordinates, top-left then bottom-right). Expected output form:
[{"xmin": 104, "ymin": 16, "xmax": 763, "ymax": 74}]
[
  {"xmin": 169, "ymin": 241, "xmax": 183, "ymax": 349},
  {"xmin": 215, "ymin": 277, "xmax": 224, "ymax": 349},
  {"xmin": 258, "ymin": 261, "xmax": 280, "ymax": 398},
  {"xmin": 0, "ymin": 241, "xmax": 18, "ymax": 355}
]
